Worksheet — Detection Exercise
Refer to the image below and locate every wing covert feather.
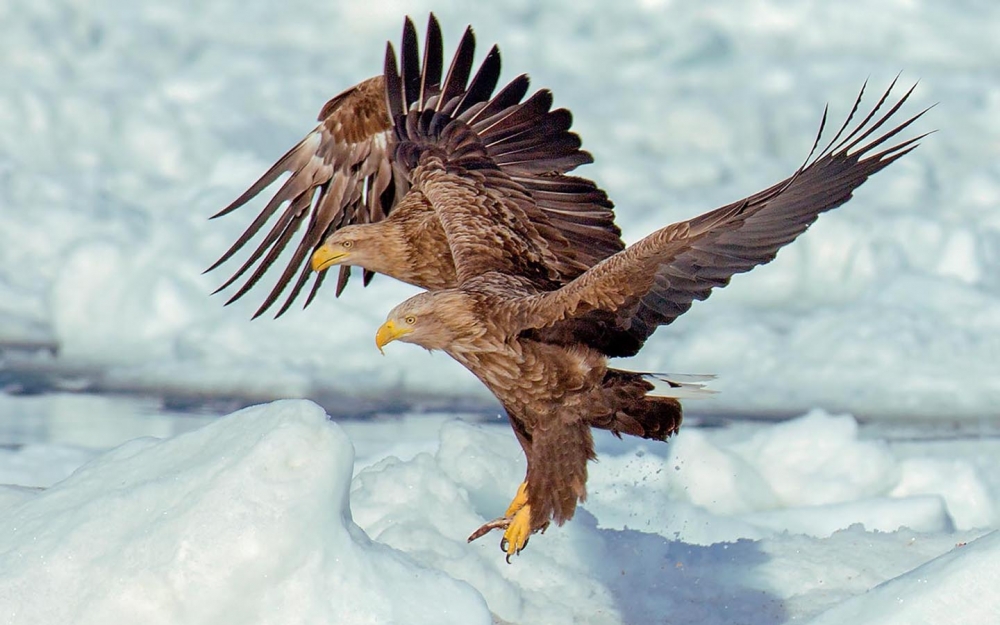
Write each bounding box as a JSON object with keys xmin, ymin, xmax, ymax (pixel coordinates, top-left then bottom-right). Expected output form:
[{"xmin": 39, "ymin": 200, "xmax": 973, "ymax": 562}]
[
  {"xmin": 513, "ymin": 80, "xmax": 929, "ymax": 343},
  {"xmin": 415, "ymin": 156, "xmax": 563, "ymax": 286}
]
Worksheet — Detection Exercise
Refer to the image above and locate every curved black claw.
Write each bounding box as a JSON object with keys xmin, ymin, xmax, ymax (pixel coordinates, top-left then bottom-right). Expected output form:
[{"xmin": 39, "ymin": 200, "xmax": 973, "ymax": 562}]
[{"xmin": 501, "ymin": 535, "xmax": 529, "ymax": 564}]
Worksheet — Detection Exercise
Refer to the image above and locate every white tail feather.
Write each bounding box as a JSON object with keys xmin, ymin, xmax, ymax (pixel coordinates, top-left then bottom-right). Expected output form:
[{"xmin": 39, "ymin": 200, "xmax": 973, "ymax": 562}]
[{"xmin": 642, "ymin": 373, "xmax": 718, "ymax": 399}]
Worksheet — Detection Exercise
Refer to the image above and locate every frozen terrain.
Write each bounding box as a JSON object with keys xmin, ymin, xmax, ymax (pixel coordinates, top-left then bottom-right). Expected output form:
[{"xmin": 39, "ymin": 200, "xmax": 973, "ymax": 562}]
[
  {"xmin": 1, "ymin": 398, "xmax": 999, "ymax": 624},
  {"xmin": 1, "ymin": 0, "xmax": 999, "ymax": 624}
]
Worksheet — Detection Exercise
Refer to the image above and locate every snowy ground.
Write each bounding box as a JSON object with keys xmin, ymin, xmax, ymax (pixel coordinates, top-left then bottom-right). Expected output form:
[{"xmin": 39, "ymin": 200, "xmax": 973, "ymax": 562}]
[
  {"xmin": 1, "ymin": 397, "xmax": 999, "ymax": 624},
  {"xmin": 2, "ymin": 1, "xmax": 1000, "ymax": 624}
]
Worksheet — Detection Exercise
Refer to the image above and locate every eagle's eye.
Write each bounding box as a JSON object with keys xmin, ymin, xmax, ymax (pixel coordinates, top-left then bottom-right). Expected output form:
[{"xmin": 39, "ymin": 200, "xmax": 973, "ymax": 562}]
[
  {"xmin": 341, "ymin": 240, "xmax": 354, "ymax": 249},
  {"xmin": 404, "ymin": 315, "xmax": 416, "ymax": 325}
]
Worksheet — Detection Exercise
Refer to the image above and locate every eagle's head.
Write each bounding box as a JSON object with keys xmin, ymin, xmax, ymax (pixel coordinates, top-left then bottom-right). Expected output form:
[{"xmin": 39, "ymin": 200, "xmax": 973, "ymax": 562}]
[
  {"xmin": 375, "ymin": 290, "xmax": 482, "ymax": 354},
  {"xmin": 311, "ymin": 223, "xmax": 398, "ymax": 275}
]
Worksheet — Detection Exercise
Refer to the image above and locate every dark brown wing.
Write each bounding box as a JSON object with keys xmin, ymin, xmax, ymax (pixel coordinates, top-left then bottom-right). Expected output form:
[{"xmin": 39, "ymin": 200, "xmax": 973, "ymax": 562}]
[
  {"xmin": 207, "ymin": 15, "xmax": 460, "ymax": 317},
  {"xmin": 415, "ymin": 157, "xmax": 565, "ymax": 287},
  {"xmin": 466, "ymin": 93, "xmax": 622, "ymax": 273},
  {"xmin": 515, "ymin": 79, "xmax": 931, "ymax": 349},
  {"xmin": 209, "ymin": 14, "xmax": 622, "ymax": 318},
  {"xmin": 394, "ymin": 109, "xmax": 593, "ymax": 287},
  {"xmin": 207, "ymin": 73, "xmax": 398, "ymax": 318}
]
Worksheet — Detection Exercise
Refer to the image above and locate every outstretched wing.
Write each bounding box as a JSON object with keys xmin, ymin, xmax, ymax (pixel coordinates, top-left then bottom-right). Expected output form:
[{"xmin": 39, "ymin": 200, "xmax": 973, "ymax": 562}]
[
  {"xmin": 207, "ymin": 15, "xmax": 483, "ymax": 317},
  {"xmin": 209, "ymin": 14, "xmax": 621, "ymax": 318},
  {"xmin": 515, "ymin": 79, "xmax": 930, "ymax": 349},
  {"xmin": 206, "ymin": 73, "xmax": 396, "ymax": 318}
]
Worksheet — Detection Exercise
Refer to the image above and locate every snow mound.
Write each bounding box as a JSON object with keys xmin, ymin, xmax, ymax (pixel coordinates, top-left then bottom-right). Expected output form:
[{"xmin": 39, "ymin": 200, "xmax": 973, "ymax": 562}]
[
  {"xmin": 807, "ymin": 530, "xmax": 1000, "ymax": 625},
  {"xmin": 352, "ymin": 420, "xmax": 622, "ymax": 625},
  {"xmin": 0, "ymin": 400, "xmax": 997, "ymax": 623},
  {"xmin": 587, "ymin": 410, "xmax": 994, "ymax": 544},
  {"xmin": 0, "ymin": 400, "xmax": 490, "ymax": 625}
]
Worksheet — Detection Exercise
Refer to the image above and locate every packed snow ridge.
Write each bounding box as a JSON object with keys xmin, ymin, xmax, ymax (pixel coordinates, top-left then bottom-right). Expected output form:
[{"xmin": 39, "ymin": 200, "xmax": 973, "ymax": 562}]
[
  {"xmin": 1, "ymin": 400, "xmax": 998, "ymax": 624},
  {"xmin": 0, "ymin": 401, "xmax": 492, "ymax": 625}
]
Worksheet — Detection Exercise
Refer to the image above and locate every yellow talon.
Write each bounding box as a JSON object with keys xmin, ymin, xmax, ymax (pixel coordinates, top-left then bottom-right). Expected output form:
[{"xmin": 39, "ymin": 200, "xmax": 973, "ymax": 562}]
[
  {"xmin": 500, "ymin": 505, "xmax": 532, "ymax": 562},
  {"xmin": 466, "ymin": 482, "xmax": 538, "ymax": 561},
  {"xmin": 504, "ymin": 482, "xmax": 529, "ymax": 518}
]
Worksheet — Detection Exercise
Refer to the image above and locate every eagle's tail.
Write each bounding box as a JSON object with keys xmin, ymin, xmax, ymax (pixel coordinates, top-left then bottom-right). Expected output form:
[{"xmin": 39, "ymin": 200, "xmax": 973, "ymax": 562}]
[{"xmin": 593, "ymin": 369, "xmax": 715, "ymax": 441}]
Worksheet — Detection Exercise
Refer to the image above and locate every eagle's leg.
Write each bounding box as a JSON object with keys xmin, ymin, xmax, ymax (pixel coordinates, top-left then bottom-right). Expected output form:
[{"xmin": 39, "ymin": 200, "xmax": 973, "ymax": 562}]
[
  {"xmin": 508, "ymin": 420, "xmax": 592, "ymax": 560},
  {"xmin": 505, "ymin": 481, "xmax": 529, "ymax": 516},
  {"xmin": 467, "ymin": 413, "xmax": 536, "ymax": 548},
  {"xmin": 468, "ymin": 419, "xmax": 592, "ymax": 561}
]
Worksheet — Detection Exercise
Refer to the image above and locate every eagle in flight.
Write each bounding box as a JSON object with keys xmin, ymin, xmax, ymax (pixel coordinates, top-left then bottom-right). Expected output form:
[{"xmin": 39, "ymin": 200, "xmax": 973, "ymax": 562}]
[{"xmin": 211, "ymin": 15, "xmax": 928, "ymax": 560}]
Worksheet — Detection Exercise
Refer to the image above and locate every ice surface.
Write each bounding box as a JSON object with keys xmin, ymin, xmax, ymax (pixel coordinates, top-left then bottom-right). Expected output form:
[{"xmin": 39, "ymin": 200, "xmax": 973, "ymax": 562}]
[
  {"xmin": 0, "ymin": 0, "xmax": 997, "ymax": 418},
  {"xmin": 0, "ymin": 400, "xmax": 491, "ymax": 625},
  {"xmin": 807, "ymin": 530, "xmax": 1000, "ymax": 625},
  {"xmin": 0, "ymin": 399, "xmax": 997, "ymax": 624}
]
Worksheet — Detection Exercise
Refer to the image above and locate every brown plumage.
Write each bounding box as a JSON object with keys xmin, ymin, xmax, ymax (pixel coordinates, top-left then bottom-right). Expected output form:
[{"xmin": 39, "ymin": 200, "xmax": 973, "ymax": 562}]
[
  {"xmin": 207, "ymin": 14, "xmax": 621, "ymax": 318},
  {"xmin": 374, "ymin": 76, "xmax": 929, "ymax": 559}
]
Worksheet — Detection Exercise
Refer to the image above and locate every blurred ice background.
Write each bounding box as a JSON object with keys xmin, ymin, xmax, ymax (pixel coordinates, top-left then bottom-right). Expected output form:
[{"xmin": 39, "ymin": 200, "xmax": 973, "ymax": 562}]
[
  {"xmin": 1, "ymin": 0, "xmax": 996, "ymax": 419},
  {"xmin": 1, "ymin": 1, "xmax": 999, "ymax": 624}
]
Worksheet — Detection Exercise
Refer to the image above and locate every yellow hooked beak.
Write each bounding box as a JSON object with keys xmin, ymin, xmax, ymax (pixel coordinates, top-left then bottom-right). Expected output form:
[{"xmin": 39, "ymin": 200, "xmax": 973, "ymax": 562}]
[
  {"xmin": 310, "ymin": 244, "xmax": 348, "ymax": 272},
  {"xmin": 375, "ymin": 319, "xmax": 413, "ymax": 354}
]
